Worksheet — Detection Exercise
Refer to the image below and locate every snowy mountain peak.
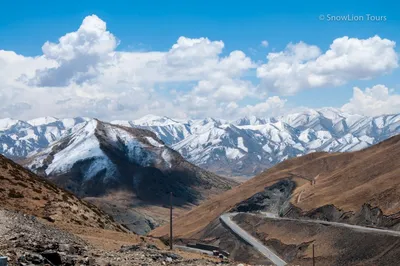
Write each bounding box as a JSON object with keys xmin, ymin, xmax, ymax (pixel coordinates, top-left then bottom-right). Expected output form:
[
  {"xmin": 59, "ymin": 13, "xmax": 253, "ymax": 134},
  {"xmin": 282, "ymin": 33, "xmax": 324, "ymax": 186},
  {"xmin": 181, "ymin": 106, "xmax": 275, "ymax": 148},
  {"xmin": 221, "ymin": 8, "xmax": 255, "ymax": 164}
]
[
  {"xmin": 0, "ymin": 116, "xmax": 88, "ymax": 158},
  {"xmin": 26, "ymin": 119, "xmax": 235, "ymax": 206},
  {"xmin": 27, "ymin": 116, "xmax": 59, "ymax": 126},
  {"xmin": 1, "ymin": 109, "xmax": 400, "ymax": 179},
  {"xmin": 234, "ymin": 115, "xmax": 269, "ymax": 126},
  {"xmin": 131, "ymin": 114, "xmax": 179, "ymax": 126},
  {"xmin": 0, "ymin": 118, "xmax": 22, "ymax": 131}
]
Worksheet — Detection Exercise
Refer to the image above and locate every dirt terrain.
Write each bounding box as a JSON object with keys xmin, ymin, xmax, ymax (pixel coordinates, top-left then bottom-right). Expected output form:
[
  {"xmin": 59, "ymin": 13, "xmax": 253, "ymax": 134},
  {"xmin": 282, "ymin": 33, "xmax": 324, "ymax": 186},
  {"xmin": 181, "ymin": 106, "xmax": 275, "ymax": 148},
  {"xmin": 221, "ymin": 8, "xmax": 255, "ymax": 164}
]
[
  {"xmin": 84, "ymin": 190, "xmax": 193, "ymax": 235},
  {"xmin": 151, "ymin": 135, "xmax": 400, "ymax": 239},
  {"xmin": 0, "ymin": 208, "xmax": 241, "ymax": 265},
  {"xmin": 0, "ymin": 154, "xmax": 245, "ymax": 265},
  {"xmin": 0, "ymin": 154, "xmax": 125, "ymax": 232},
  {"xmin": 233, "ymin": 213, "xmax": 400, "ymax": 266}
]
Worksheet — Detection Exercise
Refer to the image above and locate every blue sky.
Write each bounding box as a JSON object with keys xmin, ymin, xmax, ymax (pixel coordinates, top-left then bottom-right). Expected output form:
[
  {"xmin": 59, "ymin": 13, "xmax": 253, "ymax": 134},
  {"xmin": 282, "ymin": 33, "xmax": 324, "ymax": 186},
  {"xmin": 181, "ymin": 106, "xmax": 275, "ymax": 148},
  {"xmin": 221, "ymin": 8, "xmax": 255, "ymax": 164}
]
[
  {"xmin": 2, "ymin": 0, "xmax": 399, "ymax": 55},
  {"xmin": 0, "ymin": 0, "xmax": 399, "ymax": 119}
]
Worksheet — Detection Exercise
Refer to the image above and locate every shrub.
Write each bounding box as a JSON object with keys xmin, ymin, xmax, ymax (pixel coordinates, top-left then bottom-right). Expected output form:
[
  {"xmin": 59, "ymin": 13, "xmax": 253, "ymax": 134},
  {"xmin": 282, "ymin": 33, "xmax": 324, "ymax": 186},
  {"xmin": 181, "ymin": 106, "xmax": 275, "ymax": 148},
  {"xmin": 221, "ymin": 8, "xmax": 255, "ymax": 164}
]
[{"xmin": 8, "ymin": 189, "xmax": 24, "ymax": 198}]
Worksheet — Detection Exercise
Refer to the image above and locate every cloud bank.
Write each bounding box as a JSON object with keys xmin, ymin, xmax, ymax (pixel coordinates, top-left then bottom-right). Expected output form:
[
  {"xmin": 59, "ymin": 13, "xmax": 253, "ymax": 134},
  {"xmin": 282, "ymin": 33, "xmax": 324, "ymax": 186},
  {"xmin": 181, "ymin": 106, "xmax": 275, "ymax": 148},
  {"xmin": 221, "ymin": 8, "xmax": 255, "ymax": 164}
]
[{"xmin": 0, "ymin": 15, "xmax": 398, "ymax": 120}]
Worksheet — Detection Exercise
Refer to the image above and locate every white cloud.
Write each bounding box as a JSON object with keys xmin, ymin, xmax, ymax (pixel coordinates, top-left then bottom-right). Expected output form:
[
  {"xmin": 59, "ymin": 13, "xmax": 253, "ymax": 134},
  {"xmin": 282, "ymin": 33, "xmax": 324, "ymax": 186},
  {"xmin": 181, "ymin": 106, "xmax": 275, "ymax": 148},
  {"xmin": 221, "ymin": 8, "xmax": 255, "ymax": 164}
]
[
  {"xmin": 261, "ymin": 40, "xmax": 269, "ymax": 47},
  {"xmin": 0, "ymin": 15, "xmax": 258, "ymax": 120},
  {"xmin": 0, "ymin": 15, "xmax": 399, "ymax": 121},
  {"xmin": 341, "ymin": 85, "xmax": 400, "ymax": 116},
  {"xmin": 32, "ymin": 15, "xmax": 118, "ymax": 87},
  {"xmin": 257, "ymin": 36, "xmax": 398, "ymax": 95},
  {"xmin": 239, "ymin": 96, "xmax": 287, "ymax": 117}
]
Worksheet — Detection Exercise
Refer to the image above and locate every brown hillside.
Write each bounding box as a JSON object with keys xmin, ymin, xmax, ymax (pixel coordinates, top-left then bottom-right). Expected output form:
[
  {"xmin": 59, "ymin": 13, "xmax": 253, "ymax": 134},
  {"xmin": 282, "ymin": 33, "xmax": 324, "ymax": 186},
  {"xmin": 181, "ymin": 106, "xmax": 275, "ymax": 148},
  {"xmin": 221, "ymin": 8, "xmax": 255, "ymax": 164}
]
[
  {"xmin": 151, "ymin": 134, "xmax": 400, "ymax": 238},
  {"xmin": 0, "ymin": 154, "xmax": 126, "ymax": 232}
]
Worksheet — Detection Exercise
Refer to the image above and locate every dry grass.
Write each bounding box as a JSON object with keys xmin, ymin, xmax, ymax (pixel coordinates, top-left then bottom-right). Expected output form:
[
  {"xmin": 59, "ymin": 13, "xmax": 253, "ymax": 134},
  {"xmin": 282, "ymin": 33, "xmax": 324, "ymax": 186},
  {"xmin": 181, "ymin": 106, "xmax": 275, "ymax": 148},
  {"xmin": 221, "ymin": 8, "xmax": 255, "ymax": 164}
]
[
  {"xmin": 151, "ymin": 135, "xmax": 400, "ymax": 239},
  {"xmin": 0, "ymin": 154, "xmax": 126, "ymax": 232}
]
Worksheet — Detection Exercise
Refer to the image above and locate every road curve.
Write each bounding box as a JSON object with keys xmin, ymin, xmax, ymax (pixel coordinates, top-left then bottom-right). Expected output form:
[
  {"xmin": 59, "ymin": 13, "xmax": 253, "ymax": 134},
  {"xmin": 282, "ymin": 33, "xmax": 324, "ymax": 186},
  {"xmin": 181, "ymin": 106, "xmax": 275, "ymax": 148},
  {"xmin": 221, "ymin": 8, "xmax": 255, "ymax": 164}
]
[
  {"xmin": 259, "ymin": 212, "xmax": 400, "ymax": 237},
  {"xmin": 220, "ymin": 213, "xmax": 287, "ymax": 266}
]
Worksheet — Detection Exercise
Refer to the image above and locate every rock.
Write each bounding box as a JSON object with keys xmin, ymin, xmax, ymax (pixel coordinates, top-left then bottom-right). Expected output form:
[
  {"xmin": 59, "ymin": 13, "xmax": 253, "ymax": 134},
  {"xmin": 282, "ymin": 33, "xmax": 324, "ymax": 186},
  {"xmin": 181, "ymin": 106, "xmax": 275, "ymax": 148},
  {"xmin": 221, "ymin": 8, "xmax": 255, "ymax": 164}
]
[
  {"xmin": 41, "ymin": 251, "xmax": 62, "ymax": 265},
  {"xmin": 146, "ymin": 244, "xmax": 159, "ymax": 250},
  {"xmin": 59, "ymin": 244, "xmax": 73, "ymax": 253},
  {"xmin": 84, "ymin": 257, "xmax": 96, "ymax": 265},
  {"xmin": 63, "ymin": 255, "xmax": 78, "ymax": 266},
  {"xmin": 18, "ymin": 252, "xmax": 44, "ymax": 264},
  {"xmin": 43, "ymin": 216, "xmax": 56, "ymax": 223},
  {"xmin": 119, "ymin": 245, "xmax": 140, "ymax": 252},
  {"xmin": 164, "ymin": 253, "xmax": 182, "ymax": 260}
]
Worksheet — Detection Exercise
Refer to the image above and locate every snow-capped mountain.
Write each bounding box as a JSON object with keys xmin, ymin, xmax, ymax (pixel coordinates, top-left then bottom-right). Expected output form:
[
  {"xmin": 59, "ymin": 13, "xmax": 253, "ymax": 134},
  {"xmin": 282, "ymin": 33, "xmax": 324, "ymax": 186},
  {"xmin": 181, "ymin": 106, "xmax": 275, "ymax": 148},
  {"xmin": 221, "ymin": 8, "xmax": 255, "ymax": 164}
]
[
  {"xmin": 24, "ymin": 119, "xmax": 235, "ymax": 234},
  {"xmin": 27, "ymin": 119, "xmax": 235, "ymax": 200},
  {"xmin": 1, "ymin": 108, "xmax": 400, "ymax": 178},
  {"xmin": 0, "ymin": 117, "xmax": 89, "ymax": 158},
  {"xmin": 112, "ymin": 114, "xmax": 192, "ymax": 145},
  {"xmin": 112, "ymin": 108, "xmax": 400, "ymax": 177}
]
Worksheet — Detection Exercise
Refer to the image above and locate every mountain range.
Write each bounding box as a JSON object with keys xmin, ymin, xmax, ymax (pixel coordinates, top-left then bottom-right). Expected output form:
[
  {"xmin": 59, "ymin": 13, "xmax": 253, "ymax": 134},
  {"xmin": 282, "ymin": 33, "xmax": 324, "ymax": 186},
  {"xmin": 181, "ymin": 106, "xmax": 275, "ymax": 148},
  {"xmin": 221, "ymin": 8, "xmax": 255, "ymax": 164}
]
[{"xmin": 2, "ymin": 108, "xmax": 399, "ymax": 178}]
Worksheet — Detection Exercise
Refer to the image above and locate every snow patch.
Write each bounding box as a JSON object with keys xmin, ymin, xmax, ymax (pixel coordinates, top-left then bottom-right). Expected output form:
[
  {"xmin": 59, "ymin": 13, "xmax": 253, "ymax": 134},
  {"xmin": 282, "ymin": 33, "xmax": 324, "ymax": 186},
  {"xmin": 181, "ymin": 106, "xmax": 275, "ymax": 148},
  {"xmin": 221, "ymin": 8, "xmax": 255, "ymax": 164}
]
[
  {"xmin": 145, "ymin": 136, "xmax": 164, "ymax": 147},
  {"xmin": 225, "ymin": 148, "xmax": 244, "ymax": 160},
  {"xmin": 237, "ymin": 137, "xmax": 248, "ymax": 152}
]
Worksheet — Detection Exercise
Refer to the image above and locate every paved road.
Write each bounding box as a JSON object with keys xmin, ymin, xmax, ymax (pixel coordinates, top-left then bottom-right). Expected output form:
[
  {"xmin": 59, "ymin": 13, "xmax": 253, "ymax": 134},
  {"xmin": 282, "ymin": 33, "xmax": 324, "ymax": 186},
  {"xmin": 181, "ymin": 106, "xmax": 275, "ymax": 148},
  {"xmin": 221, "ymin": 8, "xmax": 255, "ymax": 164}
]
[
  {"xmin": 218, "ymin": 210, "xmax": 400, "ymax": 266},
  {"xmin": 220, "ymin": 213, "xmax": 287, "ymax": 266},
  {"xmin": 258, "ymin": 212, "xmax": 400, "ymax": 237}
]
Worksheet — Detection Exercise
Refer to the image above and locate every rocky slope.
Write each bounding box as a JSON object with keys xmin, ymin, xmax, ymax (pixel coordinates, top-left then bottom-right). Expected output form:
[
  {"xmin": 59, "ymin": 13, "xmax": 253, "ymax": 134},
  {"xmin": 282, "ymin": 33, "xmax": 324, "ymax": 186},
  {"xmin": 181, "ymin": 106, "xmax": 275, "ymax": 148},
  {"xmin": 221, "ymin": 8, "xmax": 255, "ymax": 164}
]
[
  {"xmin": 0, "ymin": 144, "xmax": 239, "ymax": 265},
  {"xmin": 0, "ymin": 154, "xmax": 125, "ymax": 232},
  {"xmin": 0, "ymin": 209, "xmax": 237, "ymax": 266},
  {"xmin": 25, "ymin": 119, "xmax": 236, "ymax": 234}
]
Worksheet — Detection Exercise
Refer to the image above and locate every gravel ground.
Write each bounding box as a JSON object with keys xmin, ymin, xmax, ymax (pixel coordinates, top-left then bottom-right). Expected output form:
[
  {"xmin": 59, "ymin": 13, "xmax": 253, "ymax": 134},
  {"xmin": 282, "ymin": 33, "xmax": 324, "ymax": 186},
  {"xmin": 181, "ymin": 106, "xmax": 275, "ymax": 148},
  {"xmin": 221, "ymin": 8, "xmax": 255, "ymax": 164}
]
[{"xmin": 0, "ymin": 209, "xmax": 246, "ymax": 266}]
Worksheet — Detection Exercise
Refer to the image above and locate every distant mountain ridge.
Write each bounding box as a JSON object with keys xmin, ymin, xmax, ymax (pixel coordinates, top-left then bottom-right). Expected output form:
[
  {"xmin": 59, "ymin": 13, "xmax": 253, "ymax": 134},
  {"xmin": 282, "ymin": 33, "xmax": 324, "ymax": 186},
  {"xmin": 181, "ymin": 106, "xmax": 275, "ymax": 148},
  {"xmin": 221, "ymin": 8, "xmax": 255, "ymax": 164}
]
[
  {"xmin": 113, "ymin": 108, "xmax": 400, "ymax": 177},
  {"xmin": 1, "ymin": 108, "xmax": 400, "ymax": 178},
  {"xmin": 0, "ymin": 116, "xmax": 90, "ymax": 158}
]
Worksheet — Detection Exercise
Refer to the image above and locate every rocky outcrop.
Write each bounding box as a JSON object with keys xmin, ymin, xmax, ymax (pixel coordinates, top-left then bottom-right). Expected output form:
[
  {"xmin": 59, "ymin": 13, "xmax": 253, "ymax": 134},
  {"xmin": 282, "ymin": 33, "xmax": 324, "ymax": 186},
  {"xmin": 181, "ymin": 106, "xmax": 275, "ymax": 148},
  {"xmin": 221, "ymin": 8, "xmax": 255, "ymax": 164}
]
[{"xmin": 230, "ymin": 179, "xmax": 296, "ymax": 215}]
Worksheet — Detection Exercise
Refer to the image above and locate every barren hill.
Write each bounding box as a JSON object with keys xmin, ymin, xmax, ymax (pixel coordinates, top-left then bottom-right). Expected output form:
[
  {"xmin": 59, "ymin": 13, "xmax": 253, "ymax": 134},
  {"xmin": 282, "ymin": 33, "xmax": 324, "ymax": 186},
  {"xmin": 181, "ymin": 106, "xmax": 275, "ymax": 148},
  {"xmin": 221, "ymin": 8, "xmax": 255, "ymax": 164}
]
[
  {"xmin": 151, "ymin": 134, "xmax": 400, "ymax": 238},
  {"xmin": 0, "ymin": 154, "xmax": 125, "ymax": 232},
  {"xmin": 0, "ymin": 155, "xmax": 239, "ymax": 265}
]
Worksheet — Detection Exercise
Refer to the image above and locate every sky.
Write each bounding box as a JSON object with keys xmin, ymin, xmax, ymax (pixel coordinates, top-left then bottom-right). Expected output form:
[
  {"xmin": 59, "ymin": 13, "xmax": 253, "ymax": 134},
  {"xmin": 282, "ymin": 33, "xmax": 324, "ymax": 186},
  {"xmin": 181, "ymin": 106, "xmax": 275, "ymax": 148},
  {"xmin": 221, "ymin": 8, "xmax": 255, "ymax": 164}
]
[{"xmin": 1, "ymin": 0, "xmax": 400, "ymax": 120}]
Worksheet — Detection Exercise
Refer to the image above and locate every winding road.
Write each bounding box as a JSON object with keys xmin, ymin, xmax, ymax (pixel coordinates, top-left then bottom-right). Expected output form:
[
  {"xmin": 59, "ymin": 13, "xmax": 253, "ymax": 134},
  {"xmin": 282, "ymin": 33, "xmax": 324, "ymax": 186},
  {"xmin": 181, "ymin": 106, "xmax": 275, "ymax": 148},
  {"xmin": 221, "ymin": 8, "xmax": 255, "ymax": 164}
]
[
  {"xmin": 220, "ymin": 211, "xmax": 400, "ymax": 266},
  {"xmin": 220, "ymin": 213, "xmax": 287, "ymax": 266},
  {"xmin": 257, "ymin": 212, "xmax": 400, "ymax": 237}
]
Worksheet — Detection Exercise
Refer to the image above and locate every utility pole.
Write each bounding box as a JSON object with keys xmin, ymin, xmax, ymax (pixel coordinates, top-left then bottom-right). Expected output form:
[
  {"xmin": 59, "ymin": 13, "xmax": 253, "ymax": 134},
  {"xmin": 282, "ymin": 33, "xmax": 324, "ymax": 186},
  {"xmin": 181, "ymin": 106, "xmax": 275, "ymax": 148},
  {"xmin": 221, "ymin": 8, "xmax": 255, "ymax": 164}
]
[
  {"xmin": 170, "ymin": 192, "xmax": 173, "ymax": 250},
  {"xmin": 312, "ymin": 244, "xmax": 315, "ymax": 266}
]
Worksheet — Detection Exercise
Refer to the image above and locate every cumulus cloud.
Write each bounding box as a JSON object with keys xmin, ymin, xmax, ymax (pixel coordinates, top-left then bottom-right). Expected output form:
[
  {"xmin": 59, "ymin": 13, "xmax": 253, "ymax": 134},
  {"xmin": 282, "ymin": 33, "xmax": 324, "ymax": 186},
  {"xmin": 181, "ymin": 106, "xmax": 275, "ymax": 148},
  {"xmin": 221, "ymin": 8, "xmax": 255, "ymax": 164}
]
[
  {"xmin": 239, "ymin": 96, "xmax": 287, "ymax": 117},
  {"xmin": 0, "ymin": 15, "xmax": 399, "ymax": 120},
  {"xmin": 32, "ymin": 15, "xmax": 118, "ymax": 87},
  {"xmin": 341, "ymin": 85, "xmax": 400, "ymax": 116},
  {"xmin": 0, "ymin": 15, "xmax": 259, "ymax": 120},
  {"xmin": 257, "ymin": 36, "xmax": 398, "ymax": 95}
]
